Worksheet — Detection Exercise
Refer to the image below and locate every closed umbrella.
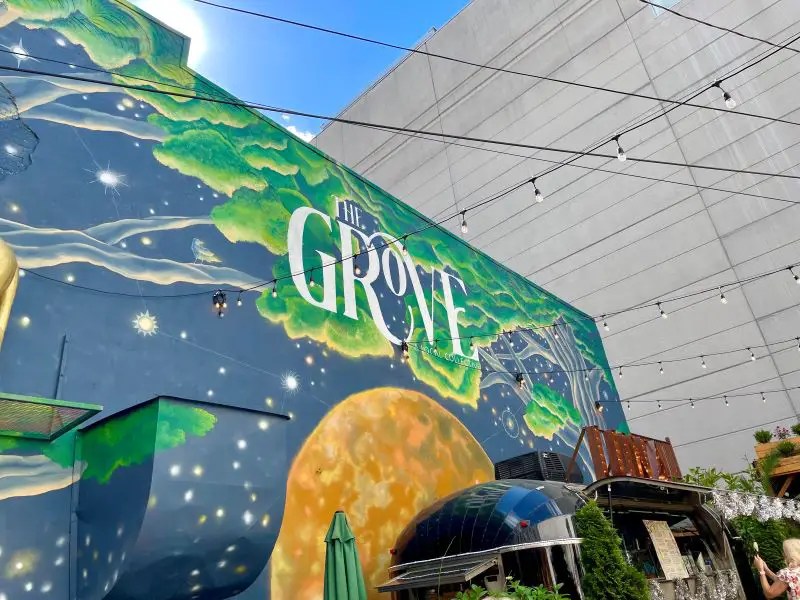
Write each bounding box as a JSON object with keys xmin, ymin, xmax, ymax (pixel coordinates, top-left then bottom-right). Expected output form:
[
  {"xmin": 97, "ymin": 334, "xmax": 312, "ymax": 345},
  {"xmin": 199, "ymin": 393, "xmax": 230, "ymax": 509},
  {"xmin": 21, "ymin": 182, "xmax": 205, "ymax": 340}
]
[{"xmin": 323, "ymin": 511, "xmax": 368, "ymax": 600}]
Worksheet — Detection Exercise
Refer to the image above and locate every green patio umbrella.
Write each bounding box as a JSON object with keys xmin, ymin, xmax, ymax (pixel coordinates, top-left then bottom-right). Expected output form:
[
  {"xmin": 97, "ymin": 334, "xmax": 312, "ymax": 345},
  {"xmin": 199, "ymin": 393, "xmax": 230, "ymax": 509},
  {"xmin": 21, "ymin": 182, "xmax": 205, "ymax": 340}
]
[{"xmin": 323, "ymin": 511, "xmax": 368, "ymax": 600}]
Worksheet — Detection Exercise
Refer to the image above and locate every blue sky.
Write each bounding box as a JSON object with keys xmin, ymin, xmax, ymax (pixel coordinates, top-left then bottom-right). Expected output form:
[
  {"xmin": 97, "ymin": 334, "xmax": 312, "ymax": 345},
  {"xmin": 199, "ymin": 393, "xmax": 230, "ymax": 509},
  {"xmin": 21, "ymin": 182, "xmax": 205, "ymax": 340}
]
[{"xmin": 132, "ymin": 0, "xmax": 469, "ymax": 141}]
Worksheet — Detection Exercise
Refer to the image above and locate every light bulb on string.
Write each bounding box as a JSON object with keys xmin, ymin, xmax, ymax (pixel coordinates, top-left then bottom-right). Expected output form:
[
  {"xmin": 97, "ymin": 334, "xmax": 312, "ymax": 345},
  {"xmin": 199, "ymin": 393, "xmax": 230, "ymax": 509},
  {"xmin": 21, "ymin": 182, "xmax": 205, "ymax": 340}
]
[
  {"xmin": 701, "ymin": 356, "xmax": 707, "ymax": 369},
  {"xmin": 614, "ymin": 135, "xmax": 626, "ymax": 162},
  {"xmin": 212, "ymin": 290, "xmax": 226, "ymax": 318},
  {"xmin": 469, "ymin": 337, "xmax": 475, "ymax": 351},
  {"xmin": 271, "ymin": 282, "xmax": 278, "ymax": 298},
  {"xmin": 354, "ymin": 255, "xmax": 362, "ymax": 276},
  {"xmin": 659, "ymin": 362, "xmax": 664, "ymax": 375},
  {"xmin": 400, "ymin": 341, "xmax": 409, "ymax": 361},
  {"xmin": 602, "ymin": 316, "xmax": 610, "ymax": 332},
  {"xmin": 309, "ymin": 270, "xmax": 315, "ymax": 288},
  {"xmin": 748, "ymin": 347, "xmax": 756, "ymax": 361},
  {"xmin": 790, "ymin": 266, "xmax": 800, "ymax": 284},
  {"xmin": 714, "ymin": 81, "xmax": 736, "ymax": 109},
  {"xmin": 762, "ymin": 392, "xmax": 767, "ymax": 403},
  {"xmin": 552, "ymin": 323, "xmax": 559, "ymax": 339},
  {"xmin": 531, "ymin": 178, "xmax": 544, "ymax": 203},
  {"xmin": 236, "ymin": 292, "xmax": 243, "ymax": 307},
  {"xmin": 618, "ymin": 366, "xmax": 623, "ymax": 379},
  {"xmin": 719, "ymin": 288, "xmax": 728, "ymax": 304},
  {"xmin": 594, "ymin": 401, "xmax": 604, "ymax": 414},
  {"xmin": 690, "ymin": 398, "xmax": 695, "ymax": 409},
  {"xmin": 515, "ymin": 373, "xmax": 525, "ymax": 390},
  {"xmin": 657, "ymin": 302, "xmax": 668, "ymax": 319},
  {"xmin": 401, "ymin": 236, "xmax": 408, "ymax": 256},
  {"xmin": 627, "ymin": 400, "xmax": 631, "ymax": 411},
  {"xmin": 460, "ymin": 211, "xmax": 468, "ymax": 234},
  {"xmin": 584, "ymin": 369, "xmax": 589, "ymax": 381},
  {"xmin": 724, "ymin": 395, "xmax": 729, "ymax": 407},
  {"xmin": 658, "ymin": 400, "xmax": 662, "ymax": 410},
  {"xmin": 796, "ymin": 337, "xmax": 800, "ymax": 352}
]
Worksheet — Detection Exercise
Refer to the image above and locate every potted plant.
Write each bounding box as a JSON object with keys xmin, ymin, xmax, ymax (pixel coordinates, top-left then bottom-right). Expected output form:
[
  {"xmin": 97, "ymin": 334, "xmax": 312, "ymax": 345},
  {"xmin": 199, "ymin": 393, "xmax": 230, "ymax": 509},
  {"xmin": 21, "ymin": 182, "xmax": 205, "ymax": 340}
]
[
  {"xmin": 777, "ymin": 441, "xmax": 796, "ymax": 457},
  {"xmin": 792, "ymin": 424, "xmax": 800, "ymax": 437},
  {"xmin": 755, "ymin": 430, "xmax": 773, "ymax": 444}
]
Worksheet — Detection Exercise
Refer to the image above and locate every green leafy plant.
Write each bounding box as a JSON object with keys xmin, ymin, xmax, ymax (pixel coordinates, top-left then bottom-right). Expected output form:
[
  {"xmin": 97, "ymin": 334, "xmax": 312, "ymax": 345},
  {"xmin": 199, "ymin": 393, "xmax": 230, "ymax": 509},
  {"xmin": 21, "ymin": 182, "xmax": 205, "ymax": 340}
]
[
  {"xmin": 792, "ymin": 424, "xmax": 800, "ymax": 437},
  {"xmin": 455, "ymin": 584, "xmax": 487, "ymax": 600},
  {"xmin": 454, "ymin": 580, "xmax": 569, "ymax": 600},
  {"xmin": 777, "ymin": 440, "xmax": 796, "ymax": 457},
  {"xmin": 754, "ymin": 430, "xmax": 773, "ymax": 443},
  {"xmin": 575, "ymin": 502, "xmax": 649, "ymax": 600}
]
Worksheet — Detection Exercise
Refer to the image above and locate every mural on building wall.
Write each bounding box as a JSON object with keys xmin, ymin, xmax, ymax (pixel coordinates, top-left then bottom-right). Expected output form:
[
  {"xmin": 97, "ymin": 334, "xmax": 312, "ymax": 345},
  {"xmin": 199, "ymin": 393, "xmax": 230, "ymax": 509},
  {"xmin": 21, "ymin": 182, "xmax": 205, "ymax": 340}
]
[{"xmin": 0, "ymin": 1, "xmax": 626, "ymax": 599}]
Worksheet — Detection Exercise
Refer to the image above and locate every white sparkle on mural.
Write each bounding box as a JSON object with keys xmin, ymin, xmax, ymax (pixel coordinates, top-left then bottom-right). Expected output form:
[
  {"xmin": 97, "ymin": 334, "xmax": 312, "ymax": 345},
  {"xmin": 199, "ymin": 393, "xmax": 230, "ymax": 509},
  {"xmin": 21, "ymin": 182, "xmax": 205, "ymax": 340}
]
[
  {"xmin": 232, "ymin": 461, "xmax": 240, "ymax": 470},
  {"xmin": 54, "ymin": 556, "xmax": 64, "ymax": 567},
  {"xmin": 243, "ymin": 481, "xmax": 252, "ymax": 490},
  {"xmin": 4, "ymin": 144, "xmax": 18, "ymax": 156},
  {"xmin": 140, "ymin": 236, "xmax": 152, "ymax": 246},
  {"xmin": 218, "ymin": 367, "xmax": 226, "ymax": 375},
  {"xmin": 120, "ymin": 241, "xmax": 127, "ymax": 249},
  {"xmin": 207, "ymin": 389, "xmax": 214, "ymax": 398},
  {"xmin": 192, "ymin": 465, "xmax": 203, "ymax": 477},
  {"xmin": 24, "ymin": 582, "xmax": 33, "ymax": 592},
  {"xmin": 236, "ymin": 439, "xmax": 247, "ymax": 450},
  {"xmin": 213, "ymin": 193, "xmax": 219, "ymax": 199},
  {"xmin": 55, "ymin": 536, "xmax": 67, "ymax": 548},
  {"xmin": 55, "ymin": 37, "xmax": 67, "ymax": 47},
  {"xmin": 65, "ymin": 274, "xmax": 75, "ymax": 283},
  {"xmin": 304, "ymin": 355, "xmax": 314, "ymax": 365},
  {"xmin": 18, "ymin": 269, "xmax": 25, "ymax": 277},
  {"xmin": 217, "ymin": 560, "xmax": 227, "ymax": 568},
  {"xmin": 82, "ymin": 95, "xmax": 88, "ymax": 100},
  {"xmin": 116, "ymin": 103, "xmax": 126, "ymax": 111},
  {"xmin": 19, "ymin": 315, "xmax": 31, "ymax": 328},
  {"xmin": 14, "ymin": 562, "xmax": 23, "ymax": 571},
  {"xmin": 9, "ymin": 203, "xmax": 19, "ymax": 213},
  {"xmin": 242, "ymin": 510, "xmax": 254, "ymax": 526},
  {"xmin": 5, "ymin": 39, "xmax": 34, "ymax": 66},
  {"xmin": 258, "ymin": 419, "xmax": 269, "ymax": 431},
  {"xmin": 91, "ymin": 166, "xmax": 126, "ymax": 195},
  {"xmin": 85, "ymin": 535, "xmax": 91, "ymax": 546},
  {"xmin": 180, "ymin": 331, "xmax": 188, "ymax": 339},
  {"xmin": 169, "ymin": 464, "xmax": 181, "ymax": 477},
  {"xmin": 134, "ymin": 112, "xmax": 141, "ymax": 118},
  {"xmin": 281, "ymin": 372, "xmax": 299, "ymax": 394},
  {"xmin": 148, "ymin": 208, "xmax": 155, "ymax": 215},
  {"xmin": 184, "ymin": 489, "xmax": 194, "ymax": 502},
  {"xmin": 41, "ymin": 582, "xmax": 53, "ymax": 593},
  {"xmin": 215, "ymin": 508, "xmax": 225, "ymax": 518},
  {"xmin": 133, "ymin": 311, "xmax": 158, "ymax": 336},
  {"xmin": 226, "ymin": 545, "xmax": 236, "ymax": 553},
  {"xmin": 250, "ymin": 493, "xmax": 257, "ymax": 502},
  {"xmin": 261, "ymin": 514, "xmax": 270, "ymax": 527},
  {"xmin": 134, "ymin": 142, "xmax": 140, "ymax": 148},
  {"xmin": 265, "ymin": 397, "xmax": 274, "ymax": 407},
  {"xmin": 190, "ymin": 570, "xmax": 200, "ymax": 577},
  {"xmin": 116, "ymin": 525, "xmax": 124, "ymax": 537},
  {"xmin": 191, "ymin": 584, "xmax": 202, "ymax": 593}
]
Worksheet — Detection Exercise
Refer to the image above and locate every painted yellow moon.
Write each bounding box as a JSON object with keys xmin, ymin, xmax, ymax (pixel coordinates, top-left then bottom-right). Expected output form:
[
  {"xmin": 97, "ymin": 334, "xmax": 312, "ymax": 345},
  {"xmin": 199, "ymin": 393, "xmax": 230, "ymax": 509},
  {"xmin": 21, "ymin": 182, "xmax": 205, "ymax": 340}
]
[{"xmin": 270, "ymin": 387, "xmax": 493, "ymax": 600}]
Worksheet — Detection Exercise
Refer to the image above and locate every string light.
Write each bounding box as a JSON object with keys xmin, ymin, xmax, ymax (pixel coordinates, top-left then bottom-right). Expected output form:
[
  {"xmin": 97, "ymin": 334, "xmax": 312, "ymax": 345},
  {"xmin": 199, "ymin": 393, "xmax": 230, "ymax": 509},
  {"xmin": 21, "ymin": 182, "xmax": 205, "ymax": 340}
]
[
  {"xmin": 748, "ymin": 347, "xmax": 756, "ymax": 361},
  {"xmin": 602, "ymin": 317, "xmax": 609, "ymax": 332},
  {"xmin": 797, "ymin": 337, "xmax": 800, "ymax": 351},
  {"xmin": 658, "ymin": 400, "xmax": 662, "ymax": 410},
  {"xmin": 354, "ymin": 256, "xmax": 362, "ymax": 276},
  {"xmin": 584, "ymin": 370, "xmax": 589, "ymax": 381},
  {"xmin": 627, "ymin": 400, "xmax": 631, "ymax": 411},
  {"xmin": 271, "ymin": 282, "xmax": 278, "ymax": 298},
  {"xmin": 659, "ymin": 362, "xmax": 664, "ymax": 375},
  {"xmin": 713, "ymin": 81, "xmax": 736, "ymax": 109},
  {"xmin": 657, "ymin": 302, "xmax": 668, "ymax": 319},
  {"xmin": 400, "ymin": 341, "xmax": 409, "ymax": 360},
  {"xmin": 309, "ymin": 269, "xmax": 316, "ymax": 288},
  {"xmin": 762, "ymin": 392, "xmax": 767, "ymax": 403},
  {"xmin": 701, "ymin": 356, "xmax": 707, "ymax": 369},
  {"xmin": 236, "ymin": 292, "xmax": 242, "ymax": 307},
  {"xmin": 614, "ymin": 135, "xmax": 626, "ymax": 162},
  {"xmin": 595, "ymin": 401, "xmax": 604, "ymax": 413},
  {"xmin": 401, "ymin": 236, "xmax": 408, "ymax": 256},
  {"xmin": 690, "ymin": 398, "xmax": 695, "ymax": 409},
  {"xmin": 515, "ymin": 373, "xmax": 525, "ymax": 389},
  {"xmin": 531, "ymin": 178, "xmax": 543, "ymax": 203},
  {"xmin": 460, "ymin": 211, "xmax": 468, "ymax": 234},
  {"xmin": 618, "ymin": 366, "xmax": 623, "ymax": 378},
  {"xmin": 719, "ymin": 288, "xmax": 727, "ymax": 304},
  {"xmin": 553, "ymin": 322, "xmax": 559, "ymax": 339},
  {"xmin": 724, "ymin": 395, "xmax": 729, "ymax": 407},
  {"xmin": 790, "ymin": 266, "xmax": 800, "ymax": 284},
  {"xmin": 212, "ymin": 290, "xmax": 227, "ymax": 318},
  {"xmin": 469, "ymin": 337, "xmax": 474, "ymax": 351}
]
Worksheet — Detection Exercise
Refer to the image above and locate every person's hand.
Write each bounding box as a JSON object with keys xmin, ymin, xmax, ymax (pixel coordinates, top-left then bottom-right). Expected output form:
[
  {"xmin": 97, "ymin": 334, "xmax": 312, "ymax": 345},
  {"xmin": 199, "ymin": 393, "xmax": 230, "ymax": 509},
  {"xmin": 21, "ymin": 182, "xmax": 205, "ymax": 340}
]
[{"xmin": 753, "ymin": 556, "xmax": 766, "ymax": 572}]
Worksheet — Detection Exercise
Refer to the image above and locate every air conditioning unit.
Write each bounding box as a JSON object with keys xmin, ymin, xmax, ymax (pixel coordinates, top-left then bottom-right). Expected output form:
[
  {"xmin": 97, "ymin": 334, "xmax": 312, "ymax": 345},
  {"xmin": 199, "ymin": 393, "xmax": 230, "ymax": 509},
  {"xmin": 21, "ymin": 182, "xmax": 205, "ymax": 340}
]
[{"xmin": 493, "ymin": 451, "xmax": 581, "ymax": 483}]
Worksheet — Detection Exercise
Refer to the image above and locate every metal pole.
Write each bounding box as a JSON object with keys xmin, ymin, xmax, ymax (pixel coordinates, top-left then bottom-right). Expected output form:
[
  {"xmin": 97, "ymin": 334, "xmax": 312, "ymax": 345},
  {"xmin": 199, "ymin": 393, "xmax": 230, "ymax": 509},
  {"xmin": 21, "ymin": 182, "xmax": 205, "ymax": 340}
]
[
  {"xmin": 53, "ymin": 333, "xmax": 68, "ymax": 399},
  {"xmin": 608, "ymin": 483, "xmax": 613, "ymax": 527}
]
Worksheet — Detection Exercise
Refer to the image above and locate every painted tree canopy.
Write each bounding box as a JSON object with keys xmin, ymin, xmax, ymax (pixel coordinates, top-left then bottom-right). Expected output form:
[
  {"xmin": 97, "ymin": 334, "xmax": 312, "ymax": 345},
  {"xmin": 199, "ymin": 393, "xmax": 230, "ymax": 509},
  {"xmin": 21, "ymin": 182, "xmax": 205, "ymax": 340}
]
[{"xmin": 4, "ymin": 0, "xmax": 617, "ymax": 414}]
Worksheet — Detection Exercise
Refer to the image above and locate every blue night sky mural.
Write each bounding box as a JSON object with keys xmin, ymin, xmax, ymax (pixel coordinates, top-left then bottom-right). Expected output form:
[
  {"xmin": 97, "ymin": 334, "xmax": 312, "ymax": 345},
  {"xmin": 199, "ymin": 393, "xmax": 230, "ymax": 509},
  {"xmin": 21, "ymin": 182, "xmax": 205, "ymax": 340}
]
[{"xmin": 0, "ymin": 2, "xmax": 626, "ymax": 599}]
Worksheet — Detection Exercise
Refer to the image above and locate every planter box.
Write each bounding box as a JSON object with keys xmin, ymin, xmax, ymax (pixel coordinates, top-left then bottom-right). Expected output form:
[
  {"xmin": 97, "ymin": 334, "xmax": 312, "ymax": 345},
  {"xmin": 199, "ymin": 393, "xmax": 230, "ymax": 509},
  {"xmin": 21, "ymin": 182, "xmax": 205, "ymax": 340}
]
[
  {"xmin": 774, "ymin": 455, "xmax": 800, "ymax": 477},
  {"xmin": 755, "ymin": 436, "xmax": 800, "ymax": 459}
]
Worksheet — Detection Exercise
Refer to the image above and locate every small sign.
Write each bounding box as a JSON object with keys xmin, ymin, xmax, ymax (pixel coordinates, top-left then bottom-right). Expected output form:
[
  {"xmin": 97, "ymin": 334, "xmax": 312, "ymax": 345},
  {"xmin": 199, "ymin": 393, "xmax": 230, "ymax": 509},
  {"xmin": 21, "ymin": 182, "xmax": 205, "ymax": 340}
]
[{"xmin": 643, "ymin": 519, "xmax": 689, "ymax": 580}]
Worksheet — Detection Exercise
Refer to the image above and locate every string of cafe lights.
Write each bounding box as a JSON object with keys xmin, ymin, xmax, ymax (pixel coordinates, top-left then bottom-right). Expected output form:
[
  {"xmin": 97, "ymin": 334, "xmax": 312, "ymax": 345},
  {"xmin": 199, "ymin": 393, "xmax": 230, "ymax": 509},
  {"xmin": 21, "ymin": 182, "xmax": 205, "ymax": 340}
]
[{"xmin": 189, "ymin": 0, "xmax": 800, "ymax": 129}]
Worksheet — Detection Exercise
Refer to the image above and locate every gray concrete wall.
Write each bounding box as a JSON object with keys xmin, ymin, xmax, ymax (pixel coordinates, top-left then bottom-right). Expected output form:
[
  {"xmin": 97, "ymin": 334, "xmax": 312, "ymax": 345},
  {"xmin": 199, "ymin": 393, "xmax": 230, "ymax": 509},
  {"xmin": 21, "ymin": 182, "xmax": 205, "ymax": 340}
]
[{"xmin": 313, "ymin": 0, "xmax": 800, "ymax": 473}]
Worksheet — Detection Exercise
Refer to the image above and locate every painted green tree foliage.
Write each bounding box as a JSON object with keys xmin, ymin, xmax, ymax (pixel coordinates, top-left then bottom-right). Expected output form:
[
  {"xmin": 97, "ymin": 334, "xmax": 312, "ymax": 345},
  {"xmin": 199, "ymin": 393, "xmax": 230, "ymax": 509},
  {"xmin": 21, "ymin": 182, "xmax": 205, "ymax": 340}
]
[{"xmin": 7, "ymin": 0, "xmax": 618, "ymax": 412}]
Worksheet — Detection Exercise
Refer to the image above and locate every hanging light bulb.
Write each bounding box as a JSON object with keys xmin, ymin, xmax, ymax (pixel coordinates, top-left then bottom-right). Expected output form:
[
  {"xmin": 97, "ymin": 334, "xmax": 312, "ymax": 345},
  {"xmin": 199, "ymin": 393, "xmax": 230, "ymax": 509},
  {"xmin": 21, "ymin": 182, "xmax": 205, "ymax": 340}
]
[
  {"xmin": 602, "ymin": 316, "xmax": 610, "ymax": 332},
  {"xmin": 614, "ymin": 135, "xmax": 626, "ymax": 162},
  {"xmin": 212, "ymin": 290, "xmax": 227, "ymax": 318},
  {"xmin": 594, "ymin": 401, "xmax": 604, "ymax": 414},
  {"xmin": 627, "ymin": 400, "xmax": 631, "ymax": 411},
  {"xmin": 724, "ymin": 395, "xmax": 729, "ymax": 407},
  {"xmin": 748, "ymin": 347, "xmax": 756, "ymax": 361},
  {"xmin": 553, "ymin": 322, "xmax": 559, "ymax": 339},
  {"xmin": 271, "ymin": 282, "xmax": 278, "ymax": 298},
  {"xmin": 690, "ymin": 398, "xmax": 695, "ymax": 409},
  {"xmin": 762, "ymin": 392, "xmax": 767, "ymax": 403},
  {"xmin": 659, "ymin": 362, "xmax": 664, "ymax": 375},
  {"xmin": 719, "ymin": 287, "xmax": 728, "ymax": 304},
  {"xmin": 796, "ymin": 337, "xmax": 800, "ymax": 352},
  {"xmin": 618, "ymin": 366, "xmax": 623, "ymax": 378},
  {"xmin": 658, "ymin": 400, "xmax": 663, "ymax": 410},
  {"xmin": 460, "ymin": 211, "xmax": 468, "ymax": 234},
  {"xmin": 515, "ymin": 373, "xmax": 525, "ymax": 389},
  {"xmin": 657, "ymin": 302, "xmax": 668, "ymax": 319},
  {"xmin": 714, "ymin": 81, "xmax": 736, "ymax": 109},
  {"xmin": 236, "ymin": 292, "xmax": 243, "ymax": 307},
  {"xmin": 354, "ymin": 256, "xmax": 362, "ymax": 276},
  {"xmin": 469, "ymin": 337, "xmax": 475, "ymax": 351},
  {"xmin": 790, "ymin": 266, "xmax": 800, "ymax": 284},
  {"xmin": 531, "ymin": 178, "xmax": 543, "ymax": 203},
  {"xmin": 401, "ymin": 236, "xmax": 409, "ymax": 256},
  {"xmin": 400, "ymin": 341, "xmax": 409, "ymax": 360},
  {"xmin": 309, "ymin": 270, "xmax": 316, "ymax": 288},
  {"xmin": 701, "ymin": 356, "xmax": 707, "ymax": 369},
  {"xmin": 584, "ymin": 370, "xmax": 589, "ymax": 381}
]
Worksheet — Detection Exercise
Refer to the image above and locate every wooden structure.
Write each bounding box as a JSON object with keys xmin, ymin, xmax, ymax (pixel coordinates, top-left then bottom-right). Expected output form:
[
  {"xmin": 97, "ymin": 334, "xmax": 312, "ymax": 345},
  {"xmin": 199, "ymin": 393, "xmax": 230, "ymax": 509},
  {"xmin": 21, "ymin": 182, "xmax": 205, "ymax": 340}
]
[
  {"xmin": 754, "ymin": 438, "xmax": 800, "ymax": 497},
  {"xmin": 566, "ymin": 426, "xmax": 682, "ymax": 482}
]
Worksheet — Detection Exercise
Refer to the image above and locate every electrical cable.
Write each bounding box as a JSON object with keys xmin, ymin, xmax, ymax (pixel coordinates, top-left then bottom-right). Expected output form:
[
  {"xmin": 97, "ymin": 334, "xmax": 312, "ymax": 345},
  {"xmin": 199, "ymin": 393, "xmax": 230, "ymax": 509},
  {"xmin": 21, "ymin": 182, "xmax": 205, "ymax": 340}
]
[
  {"xmin": 3, "ymin": 64, "xmax": 799, "ymax": 182},
  {"xmin": 673, "ymin": 414, "xmax": 796, "ymax": 448},
  {"xmin": 187, "ymin": 0, "xmax": 800, "ymax": 129},
  {"xmin": 639, "ymin": 0, "xmax": 800, "ymax": 54}
]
